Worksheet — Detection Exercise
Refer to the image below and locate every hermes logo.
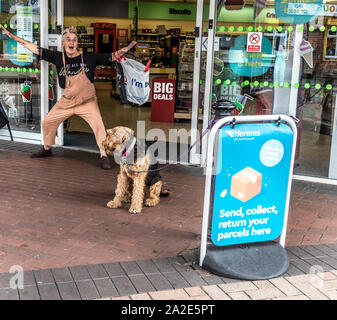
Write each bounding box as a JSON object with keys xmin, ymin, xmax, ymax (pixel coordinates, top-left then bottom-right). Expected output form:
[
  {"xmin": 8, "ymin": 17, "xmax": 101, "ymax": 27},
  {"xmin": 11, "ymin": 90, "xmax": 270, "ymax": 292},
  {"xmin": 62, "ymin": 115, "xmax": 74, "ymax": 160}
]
[{"xmin": 225, "ymin": 130, "xmax": 261, "ymax": 138}]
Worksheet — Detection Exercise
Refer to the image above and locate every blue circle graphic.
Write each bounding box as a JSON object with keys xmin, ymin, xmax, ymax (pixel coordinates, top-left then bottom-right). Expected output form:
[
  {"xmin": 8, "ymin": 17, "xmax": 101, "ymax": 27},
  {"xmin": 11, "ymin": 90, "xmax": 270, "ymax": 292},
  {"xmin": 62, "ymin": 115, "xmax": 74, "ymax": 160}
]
[{"xmin": 229, "ymin": 35, "xmax": 273, "ymax": 77}]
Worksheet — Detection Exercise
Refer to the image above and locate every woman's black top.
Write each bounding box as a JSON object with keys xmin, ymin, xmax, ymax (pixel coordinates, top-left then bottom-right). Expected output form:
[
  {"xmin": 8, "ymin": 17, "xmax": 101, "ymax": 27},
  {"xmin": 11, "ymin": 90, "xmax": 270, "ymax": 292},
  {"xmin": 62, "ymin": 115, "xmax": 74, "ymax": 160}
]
[{"xmin": 39, "ymin": 48, "xmax": 112, "ymax": 88}]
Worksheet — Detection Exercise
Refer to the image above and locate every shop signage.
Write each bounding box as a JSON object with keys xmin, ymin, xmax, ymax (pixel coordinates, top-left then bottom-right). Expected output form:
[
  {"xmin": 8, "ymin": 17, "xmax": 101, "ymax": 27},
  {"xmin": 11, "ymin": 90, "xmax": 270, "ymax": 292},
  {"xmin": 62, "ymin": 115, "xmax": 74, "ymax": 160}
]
[
  {"xmin": 218, "ymin": 6, "xmax": 278, "ymax": 23},
  {"xmin": 321, "ymin": 5, "xmax": 337, "ymax": 16},
  {"xmin": 229, "ymin": 34, "xmax": 273, "ymax": 77},
  {"xmin": 151, "ymin": 78, "xmax": 175, "ymax": 122},
  {"xmin": 8, "ymin": 34, "xmax": 34, "ymax": 66},
  {"xmin": 16, "ymin": 6, "xmax": 33, "ymax": 63},
  {"xmin": 129, "ymin": 1, "xmax": 197, "ymax": 20},
  {"xmin": 210, "ymin": 121, "xmax": 295, "ymax": 246},
  {"xmin": 129, "ymin": 1, "xmax": 280, "ymax": 23},
  {"xmin": 48, "ymin": 34, "xmax": 61, "ymax": 47},
  {"xmin": 275, "ymin": 0, "xmax": 323, "ymax": 24},
  {"xmin": 224, "ymin": 0, "xmax": 245, "ymax": 11},
  {"xmin": 169, "ymin": 8, "xmax": 191, "ymax": 16},
  {"xmin": 266, "ymin": 12, "xmax": 277, "ymax": 19},
  {"xmin": 199, "ymin": 115, "xmax": 297, "ymax": 280},
  {"xmin": 296, "ymin": 4, "xmax": 337, "ymax": 17},
  {"xmin": 247, "ymin": 32, "xmax": 262, "ymax": 53},
  {"xmin": 202, "ymin": 37, "xmax": 220, "ymax": 51}
]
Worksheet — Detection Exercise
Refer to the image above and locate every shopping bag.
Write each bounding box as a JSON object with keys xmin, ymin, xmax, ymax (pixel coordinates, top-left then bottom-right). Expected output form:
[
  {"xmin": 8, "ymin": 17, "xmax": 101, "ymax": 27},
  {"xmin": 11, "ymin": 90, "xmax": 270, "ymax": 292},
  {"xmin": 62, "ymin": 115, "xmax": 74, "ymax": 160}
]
[
  {"xmin": 114, "ymin": 60, "xmax": 128, "ymax": 105},
  {"xmin": 120, "ymin": 58, "xmax": 150, "ymax": 106}
]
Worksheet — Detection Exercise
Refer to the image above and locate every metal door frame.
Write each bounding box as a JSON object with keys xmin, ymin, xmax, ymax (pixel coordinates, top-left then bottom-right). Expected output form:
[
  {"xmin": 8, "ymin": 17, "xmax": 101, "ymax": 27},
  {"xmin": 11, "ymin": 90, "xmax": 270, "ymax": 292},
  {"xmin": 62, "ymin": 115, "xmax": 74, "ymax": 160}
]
[
  {"xmin": 190, "ymin": 0, "xmax": 204, "ymax": 165},
  {"xmin": 40, "ymin": 0, "xmax": 64, "ymax": 147}
]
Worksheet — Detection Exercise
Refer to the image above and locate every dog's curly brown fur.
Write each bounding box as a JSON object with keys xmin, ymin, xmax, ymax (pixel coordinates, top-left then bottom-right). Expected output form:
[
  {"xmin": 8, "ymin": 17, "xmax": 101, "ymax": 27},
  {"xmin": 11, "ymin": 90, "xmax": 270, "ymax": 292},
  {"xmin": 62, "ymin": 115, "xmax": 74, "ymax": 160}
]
[{"xmin": 102, "ymin": 126, "xmax": 170, "ymax": 214}]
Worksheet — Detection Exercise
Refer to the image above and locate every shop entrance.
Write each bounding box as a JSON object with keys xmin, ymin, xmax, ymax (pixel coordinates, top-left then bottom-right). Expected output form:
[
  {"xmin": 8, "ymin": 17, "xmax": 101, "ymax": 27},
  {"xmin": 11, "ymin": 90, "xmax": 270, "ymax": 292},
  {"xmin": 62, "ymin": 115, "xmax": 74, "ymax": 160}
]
[
  {"xmin": 3, "ymin": 1, "xmax": 337, "ymax": 179},
  {"xmin": 59, "ymin": 0, "xmax": 206, "ymax": 166}
]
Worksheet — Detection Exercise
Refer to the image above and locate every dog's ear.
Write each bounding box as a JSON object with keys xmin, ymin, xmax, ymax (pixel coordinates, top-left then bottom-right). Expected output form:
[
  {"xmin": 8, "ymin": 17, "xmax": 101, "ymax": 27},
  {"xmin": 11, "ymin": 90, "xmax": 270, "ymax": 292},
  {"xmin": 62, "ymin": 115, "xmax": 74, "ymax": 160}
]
[
  {"xmin": 111, "ymin": 127, "xmax": 124, "ymax": 144},
  {"xmin": 122, "ymin": 127, "xmax": 135, "ymax": 143},
  {"xmin": 106, "ymin": 129, "xmax": 114, "ymax": 136}
]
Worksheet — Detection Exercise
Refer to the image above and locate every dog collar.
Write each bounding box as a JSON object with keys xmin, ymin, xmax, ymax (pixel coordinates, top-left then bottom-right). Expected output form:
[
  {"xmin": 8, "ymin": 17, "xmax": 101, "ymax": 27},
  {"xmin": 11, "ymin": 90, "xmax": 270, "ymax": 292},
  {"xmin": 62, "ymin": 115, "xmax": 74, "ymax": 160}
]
[{"xmin": 122, "ymin": 137, "xmax": 137, "ymax": 158}]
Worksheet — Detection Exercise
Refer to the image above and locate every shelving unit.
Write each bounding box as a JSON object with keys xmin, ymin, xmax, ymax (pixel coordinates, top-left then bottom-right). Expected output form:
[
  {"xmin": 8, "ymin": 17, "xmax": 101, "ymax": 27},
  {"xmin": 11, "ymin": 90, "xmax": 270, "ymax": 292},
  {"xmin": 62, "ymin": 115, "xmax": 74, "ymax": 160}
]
[
  {"xmin": 129, "ymin": 28, "xmax": 197, "ymax": 111},
  {"xmin": 79, "ymin": 34, "xmax": 94, "ymax": 53},
  {"xmin": 175, "ymin": 42, "xmax": 195, "ymax": 120},
  {"xmin": 93, "ymin": 23, "xmax": 116, "ymax": 82},
  {"xmin": 136, "ymin": 31, "xmax": 161, "ymax": 59}
]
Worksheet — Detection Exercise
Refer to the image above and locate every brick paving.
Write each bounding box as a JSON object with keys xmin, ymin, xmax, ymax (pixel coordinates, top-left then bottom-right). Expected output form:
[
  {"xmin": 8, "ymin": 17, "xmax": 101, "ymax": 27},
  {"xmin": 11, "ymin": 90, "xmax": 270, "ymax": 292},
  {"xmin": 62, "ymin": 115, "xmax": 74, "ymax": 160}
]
[
  {"xmin": 0, "ymin": 140, "xmax": 337, "ymax": 300},
  {"xmin": 0, "ymin": 244, "xmax": 337, "ymax": 300},
  {"xmin": 0, "ymin": 141, "xmax": 203, "ymax": 272}
]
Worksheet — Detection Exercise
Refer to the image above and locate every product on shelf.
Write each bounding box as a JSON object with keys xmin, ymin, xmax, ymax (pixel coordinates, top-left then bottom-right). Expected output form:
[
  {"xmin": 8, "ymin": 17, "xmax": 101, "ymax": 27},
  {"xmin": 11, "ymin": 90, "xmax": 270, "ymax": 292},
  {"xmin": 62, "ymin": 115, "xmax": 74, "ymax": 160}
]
[
  {"xmin": 79, "ymin": 33, "xmax": 95, "ymax": 53},
  {"xmin": 176, "ymin": 42, "xmax": 195, "ymax": 115}
]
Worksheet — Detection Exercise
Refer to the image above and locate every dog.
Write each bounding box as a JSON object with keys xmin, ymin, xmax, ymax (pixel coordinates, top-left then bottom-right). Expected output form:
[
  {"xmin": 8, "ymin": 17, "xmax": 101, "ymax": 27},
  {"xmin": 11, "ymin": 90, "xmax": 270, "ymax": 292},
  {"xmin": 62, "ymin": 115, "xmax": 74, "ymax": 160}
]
[{"xmin": 102, "ymin": 126, "xmax": 171, "ymax": 214}]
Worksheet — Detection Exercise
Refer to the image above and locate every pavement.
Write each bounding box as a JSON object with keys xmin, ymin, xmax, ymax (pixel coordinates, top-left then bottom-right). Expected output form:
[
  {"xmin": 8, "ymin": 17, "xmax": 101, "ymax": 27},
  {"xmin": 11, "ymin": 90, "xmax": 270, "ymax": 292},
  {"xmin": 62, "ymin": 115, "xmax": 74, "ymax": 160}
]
[{"xmin": 0, "ymin": 139, "xmax": 337, "ymax": 300}]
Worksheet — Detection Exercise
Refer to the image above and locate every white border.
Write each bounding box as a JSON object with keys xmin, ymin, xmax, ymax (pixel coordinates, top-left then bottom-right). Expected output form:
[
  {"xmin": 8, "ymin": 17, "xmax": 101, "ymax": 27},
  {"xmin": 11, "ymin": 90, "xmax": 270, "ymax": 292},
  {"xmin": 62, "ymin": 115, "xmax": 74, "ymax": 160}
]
[
  {"xmin": 190, "ymin": 0, "xmax": 204, "ymax": 165},
  {"xmin": 200, "ymin": 115, "xmax": 297, "ymax": 266},
  {"xmin": 40, "ymin": 0, "xmax": 48, "ymax": 146},
  {"xmin": 293, "ymin": 174, "xmax": 337, "ymax": 185},
  {"xmin": 55, "ymin": 0, "xmax": 64, "ymax": 146},
  {"xmin": 288, "ymin": 24, "xmax": 303, "ymax": 117},
  {"xmin": 201, "ymin": 0, "xmax": 216, "ymax": 167},
  {"xmin": 329, "ymin": 88, "xmax": 337, "ymax": 179},
  {"xmin": 0, "ymin": 130, "xmax": 41, "ymax": 141}
]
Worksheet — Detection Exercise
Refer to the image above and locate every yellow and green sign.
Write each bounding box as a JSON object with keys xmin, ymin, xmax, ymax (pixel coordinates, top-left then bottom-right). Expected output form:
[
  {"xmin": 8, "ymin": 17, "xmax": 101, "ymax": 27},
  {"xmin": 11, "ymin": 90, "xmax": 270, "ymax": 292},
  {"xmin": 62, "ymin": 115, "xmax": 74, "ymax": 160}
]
[
  {"xmin": 128, "ymin": 1, "xmax": 278, "ymax": 23},
  {"xmin": 128, "ymin": 1, "xmax": 199, "ymax": 20}
]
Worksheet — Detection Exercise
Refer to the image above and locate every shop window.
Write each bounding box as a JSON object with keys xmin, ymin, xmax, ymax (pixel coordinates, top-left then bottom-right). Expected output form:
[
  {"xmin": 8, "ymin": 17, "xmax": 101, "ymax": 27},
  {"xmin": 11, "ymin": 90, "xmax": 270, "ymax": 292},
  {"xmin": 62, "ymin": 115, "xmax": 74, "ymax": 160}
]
[
  {"xmin": 264, "ymin": 32, "xmax": 289, "ymax": 61},
  {"xmin": 0, "ymin": 2, "xmax": 41, "ymax": 134},
  {"xmin": 324, "ymin": 28, "xmax": 337, "ymax": 60}
]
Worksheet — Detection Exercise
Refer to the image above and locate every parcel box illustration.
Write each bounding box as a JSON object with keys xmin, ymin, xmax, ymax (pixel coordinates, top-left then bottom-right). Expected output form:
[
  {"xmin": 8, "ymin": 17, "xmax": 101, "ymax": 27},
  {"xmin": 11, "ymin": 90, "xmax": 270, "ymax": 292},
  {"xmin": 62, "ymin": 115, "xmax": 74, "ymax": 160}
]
[{"xmin": 230, "ymin": 167, "xmax": 262, "ymax": 202}]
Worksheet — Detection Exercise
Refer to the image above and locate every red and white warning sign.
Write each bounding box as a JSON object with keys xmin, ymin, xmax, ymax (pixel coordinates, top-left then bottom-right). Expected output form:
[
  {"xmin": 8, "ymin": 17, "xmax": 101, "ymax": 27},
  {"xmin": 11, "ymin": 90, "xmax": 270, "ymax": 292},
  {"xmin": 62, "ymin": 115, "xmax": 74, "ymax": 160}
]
[{"xmin": 247, "ymin": 32, "xmax": 262, "ymax": 52}]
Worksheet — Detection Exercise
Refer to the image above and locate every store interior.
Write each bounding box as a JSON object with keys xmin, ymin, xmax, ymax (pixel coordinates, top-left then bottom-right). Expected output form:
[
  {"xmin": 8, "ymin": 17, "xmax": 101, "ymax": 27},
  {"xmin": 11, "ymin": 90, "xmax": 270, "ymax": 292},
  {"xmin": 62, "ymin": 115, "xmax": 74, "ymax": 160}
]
[
  {"xmin": 0, "ymin": 0, "xmax": 336, "ymax": 178},
  {"xmin": 62, "ymin": 5, "xmax": 202, "ymax": 154}
]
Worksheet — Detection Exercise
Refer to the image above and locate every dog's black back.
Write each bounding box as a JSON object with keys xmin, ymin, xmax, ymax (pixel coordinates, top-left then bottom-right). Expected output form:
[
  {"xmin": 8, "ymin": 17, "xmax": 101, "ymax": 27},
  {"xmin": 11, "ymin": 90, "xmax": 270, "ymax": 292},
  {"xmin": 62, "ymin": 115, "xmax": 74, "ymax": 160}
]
[
  {"xmin": 145, "ymin": 162, "xmax": 161, "ymax": 187},
  {"xmin": 121, "ymin": 138, "xmax": 162, "ymax": 188}
]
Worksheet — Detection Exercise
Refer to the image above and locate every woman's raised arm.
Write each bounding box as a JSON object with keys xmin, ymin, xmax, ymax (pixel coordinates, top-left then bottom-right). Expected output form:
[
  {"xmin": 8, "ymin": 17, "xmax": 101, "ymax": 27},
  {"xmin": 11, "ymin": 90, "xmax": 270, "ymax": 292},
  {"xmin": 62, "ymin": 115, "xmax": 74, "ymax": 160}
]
[
  {"xmin": 112, "ymin": 41, "xmax": 137, "ymax": 61},
  {"xmin": 1, "ymin": 25, "xmax": 39, "ymax": 55}
]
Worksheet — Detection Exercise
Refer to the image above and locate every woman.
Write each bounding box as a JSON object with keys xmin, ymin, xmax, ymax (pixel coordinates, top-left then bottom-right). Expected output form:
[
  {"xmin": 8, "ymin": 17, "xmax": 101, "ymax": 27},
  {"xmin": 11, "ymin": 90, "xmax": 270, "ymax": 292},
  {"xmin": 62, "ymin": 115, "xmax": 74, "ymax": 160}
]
[
  {"xmin": 151, "ymin": 47, "xmax": 170, "ymax": 67},
  {"xmin": 1, "ymin": 25, "xmax": 136, "ymax": 169}
]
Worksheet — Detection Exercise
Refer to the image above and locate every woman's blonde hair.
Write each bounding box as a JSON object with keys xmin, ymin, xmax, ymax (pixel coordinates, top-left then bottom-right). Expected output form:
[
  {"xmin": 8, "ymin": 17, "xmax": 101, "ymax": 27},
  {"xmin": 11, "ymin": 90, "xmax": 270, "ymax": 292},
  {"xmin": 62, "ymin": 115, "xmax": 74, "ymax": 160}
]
[{"xmin": 62, "ymin": 26, "xmax": 78, "ymax": 41}]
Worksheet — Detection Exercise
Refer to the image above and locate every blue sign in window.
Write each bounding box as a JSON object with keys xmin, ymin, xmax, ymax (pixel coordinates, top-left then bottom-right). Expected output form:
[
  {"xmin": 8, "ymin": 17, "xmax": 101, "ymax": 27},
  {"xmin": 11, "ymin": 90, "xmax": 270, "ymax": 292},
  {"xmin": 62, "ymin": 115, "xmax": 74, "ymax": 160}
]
[
  {"xmin": 229, "ymin": 35, "xmax": 273, "ymax": 77},
  {"xmin": 275, "ymin": 0, "xmax": 323, "ymax": 24}
]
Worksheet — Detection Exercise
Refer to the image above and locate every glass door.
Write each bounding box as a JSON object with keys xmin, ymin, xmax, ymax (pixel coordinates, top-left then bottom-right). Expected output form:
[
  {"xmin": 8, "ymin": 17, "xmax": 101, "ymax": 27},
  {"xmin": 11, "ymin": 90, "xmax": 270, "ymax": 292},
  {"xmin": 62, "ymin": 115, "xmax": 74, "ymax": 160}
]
[
  {"xmin": 38, "ymin": 0, "xmax": 63, "ymax": 146},
  {"xmin": 47, "ymin": 0, "xmax": 63, "ymax": 146},
  {"xmin": 0, "ymin": 0, "xmax": 42, "ymax": 141},
  {"xmin": 190, "ymin": 0, "xmax": 209, "ymax": 165}
]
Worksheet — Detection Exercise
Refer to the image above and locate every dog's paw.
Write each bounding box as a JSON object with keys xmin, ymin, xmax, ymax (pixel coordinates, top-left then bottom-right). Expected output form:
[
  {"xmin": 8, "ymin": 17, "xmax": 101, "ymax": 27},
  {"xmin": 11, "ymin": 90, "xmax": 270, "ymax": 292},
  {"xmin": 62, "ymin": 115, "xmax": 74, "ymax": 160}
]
[
  {"xmin": 129, "ymin": 207, "xmax": 141, "ymax": 214},
  {"xmin": 107, "ymin": 200, "xmax": 121, "ymax": 209},
  {"xmin": 122, "ymin": 198, "xmax": 131, "ymax": 204},
  {"xmin": 144, "ymin": 199, "xmax": 159, "ymax": 207}
]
